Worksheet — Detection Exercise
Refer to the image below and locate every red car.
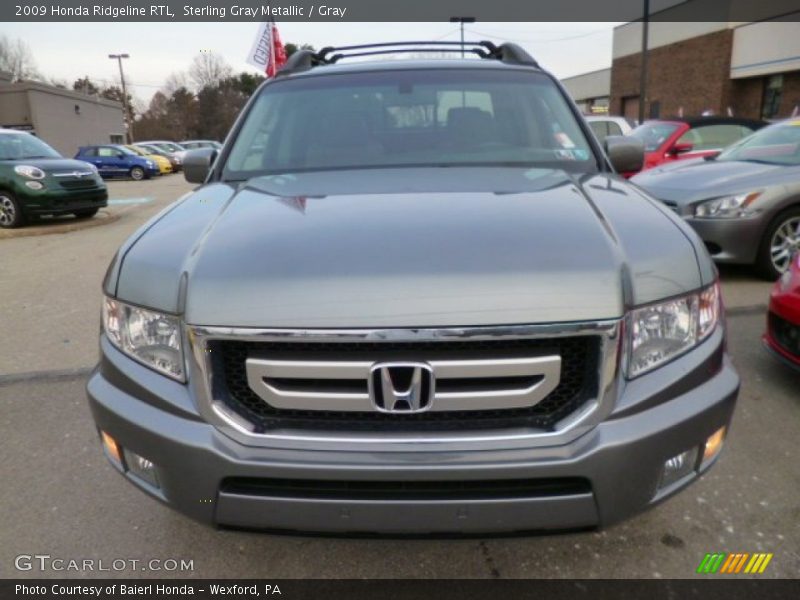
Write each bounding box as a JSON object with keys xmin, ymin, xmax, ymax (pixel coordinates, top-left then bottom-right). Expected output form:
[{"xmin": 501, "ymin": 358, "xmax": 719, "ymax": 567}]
[
  {"xmin": 764, "ymin": 253, "xmax": 800, "ymax": 370},
  {"xmin": 626, "ymin": 116, "xmax": 765, "ymax": 175}
]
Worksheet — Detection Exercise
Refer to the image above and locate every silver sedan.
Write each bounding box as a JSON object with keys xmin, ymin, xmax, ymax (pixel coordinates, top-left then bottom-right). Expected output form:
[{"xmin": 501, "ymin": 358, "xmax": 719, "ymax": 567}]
[{"xmin": 632, "ymin": 119, "xmax": 800, "ymax": 279}]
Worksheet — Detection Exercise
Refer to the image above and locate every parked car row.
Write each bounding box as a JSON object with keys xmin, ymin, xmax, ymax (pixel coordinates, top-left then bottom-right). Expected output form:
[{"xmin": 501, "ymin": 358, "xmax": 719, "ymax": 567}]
[
  {"xmin": 73, "ymin": 140, "xmax": 222, "ymax": 180},
  {"xmin": 0, "ymin": 130, "xmax": 222, "ymax": 228}
]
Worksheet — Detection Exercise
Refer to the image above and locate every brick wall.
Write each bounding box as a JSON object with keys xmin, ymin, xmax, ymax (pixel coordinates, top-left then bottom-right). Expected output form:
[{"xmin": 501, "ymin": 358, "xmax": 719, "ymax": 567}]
[
  {"xmin": 611, "ymin": 29, "xmax": 735, "ymax": 118},
  {"xmin": 729, "ymin": 78, "xmax": 763, "ymax": 118}
]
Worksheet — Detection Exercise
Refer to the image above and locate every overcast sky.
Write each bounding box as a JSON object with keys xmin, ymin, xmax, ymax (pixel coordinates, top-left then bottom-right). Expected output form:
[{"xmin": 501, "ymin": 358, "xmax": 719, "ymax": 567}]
[{"xmin": 0, "ymin": 22, "xmax": 621, "ymax": 105}]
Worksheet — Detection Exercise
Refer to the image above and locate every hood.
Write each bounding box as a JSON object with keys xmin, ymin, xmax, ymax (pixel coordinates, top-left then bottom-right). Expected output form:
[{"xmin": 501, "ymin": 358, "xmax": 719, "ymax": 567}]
[
  {"xmin": 632, "ymin": 159, "xmax": 794, "ymax": 205},
  {"xmin": 114, "ymin": 168, "xmax": 705, "ymax": 328},
  {"xmin": 4, "ymin": 157, "xmax": 96, "ymax": 174}
]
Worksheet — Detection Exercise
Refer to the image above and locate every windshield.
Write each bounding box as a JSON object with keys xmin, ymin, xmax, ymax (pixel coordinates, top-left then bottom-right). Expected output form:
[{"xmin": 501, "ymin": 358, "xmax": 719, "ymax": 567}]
[
  {"xmin": 155, "ymin": 142, "xmax": 183, "ymax": 152},
  {"xmin": 0, "ymin": 133, "xmax": 61, "ymax": 160},
  {"xmin": 717, "ymin": 121, "xmax": 800, "ymax": 166},
  {"xmin": 223, "ymin": 69, "xmax": 597, "ymax": 180},
  {"xmin": 628, "ymin": 121, "xmax": 680, "ymax": 152},
  {"xmin": 139, "ymin": 145, "xmax": 165, "ymax": 156},
  {"xmin": 127, "ymin": 146, "xmax": 147, "ymax": 155}
]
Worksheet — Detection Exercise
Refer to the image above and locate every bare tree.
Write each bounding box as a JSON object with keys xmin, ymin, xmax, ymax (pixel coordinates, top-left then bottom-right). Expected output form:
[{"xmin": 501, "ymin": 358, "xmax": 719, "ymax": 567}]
[
  {"xmin": 163, "ymin": 71, "xmax": 189, "ymax": 96},
  {"xmin": 188, "ymin": 52, "xmax": 232, "ymax": 90},
  {"xmin": 0, "ymin": 34, "xmax": 40, "ymax": 81}
]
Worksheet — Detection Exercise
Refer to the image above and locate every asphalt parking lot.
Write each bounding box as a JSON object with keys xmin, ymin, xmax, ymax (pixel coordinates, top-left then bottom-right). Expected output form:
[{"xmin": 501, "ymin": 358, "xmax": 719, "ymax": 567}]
[{"xmin": 0, "ymin": 174, "xmax": 798, "ymax": 579}]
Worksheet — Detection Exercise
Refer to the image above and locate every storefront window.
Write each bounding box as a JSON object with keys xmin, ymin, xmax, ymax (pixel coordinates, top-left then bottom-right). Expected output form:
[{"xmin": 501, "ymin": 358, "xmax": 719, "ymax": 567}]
[{"xmin": 761, "ymin": 74, "xmax": 783, "ymax": 120}]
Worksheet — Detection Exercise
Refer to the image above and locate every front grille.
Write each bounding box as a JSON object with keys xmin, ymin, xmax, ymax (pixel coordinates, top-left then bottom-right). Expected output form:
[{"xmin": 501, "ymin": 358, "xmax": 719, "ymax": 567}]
[
  {"xmin": 221, "ymin": 476, "xmax": 592, "ymax": 501},
  {"xmin": 769, "ymin": 312, "xmax": 800, "ymax": 357},
  {"xmin": 59, "ymin": 179, "xmax": 100, "ymax": 190},
  {"xmin": 210, "ymin": 336, "xmax": 600, "ymax": 433}
]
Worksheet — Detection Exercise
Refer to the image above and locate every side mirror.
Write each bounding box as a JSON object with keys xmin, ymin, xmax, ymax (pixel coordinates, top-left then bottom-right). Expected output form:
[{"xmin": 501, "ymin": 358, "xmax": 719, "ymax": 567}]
[
  {"xmin": 183, "ymin": 148, "xmax": 218, "ymax": 184},
  {"xmin": 669, "ymin": 141, "xmax": 694, "ymax": 155},
  {"xmin": 604, "ymin": 135, "xmax": 644, "ymax": 174},
  {"xmin": 116, "ymin": 153, "xmax": 125, "ymax": 159}
]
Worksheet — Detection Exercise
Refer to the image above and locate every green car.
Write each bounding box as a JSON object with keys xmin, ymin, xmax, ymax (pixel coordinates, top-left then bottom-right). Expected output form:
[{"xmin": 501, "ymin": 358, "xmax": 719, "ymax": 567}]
[{"xmin": 0, "ymin": 128, "xmax": 108, "ymax": 228}]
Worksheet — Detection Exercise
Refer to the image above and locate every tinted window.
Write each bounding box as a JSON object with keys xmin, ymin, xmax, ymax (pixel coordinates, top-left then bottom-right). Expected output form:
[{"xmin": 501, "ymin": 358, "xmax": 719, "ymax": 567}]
[
  {"xmin": 629, "ymin": 121, "xmax": 680, "ymax": 152},
  {"xmin": 224, "ymin": 69, "xmax": 597, "ymax": 179},
  {"xmin": 81, "ymin": 147, "xmax": 98, "ymax": 157},
  {"xmin": 677, "ymin": 124, "xmax": 754, "ymax": 151},
  {"xmin": 155, "ymin": 142, "xmax": 183, "ymax": 152},
  {"xmin": 718, "ymin": 122, "xmax": 800, "ymax": 166},
  {"xmin": 588, "ymin": 121, "xmax": 608, "ymax": 142},
  {"xmin": 607, "ymin": 121, "xmax": 623, "ymax": 136}
]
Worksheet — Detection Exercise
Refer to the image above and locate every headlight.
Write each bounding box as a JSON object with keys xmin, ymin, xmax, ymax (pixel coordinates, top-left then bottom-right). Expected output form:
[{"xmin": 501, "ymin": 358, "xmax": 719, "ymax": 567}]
[
  {"xmin": 694, "ymin": 191, "xmax": 761, "ymax": 218},
  {"xmin": 14, "ymin": 165, "xmax": 45, "ymax": 179},
  {"xmin": 86, "ymin": 163, "xmax": 99, "ymax": 174},
  {"xmin": 146, "ymin": 160, "xmax": 154, "ymax": 167},
  {"xmin": 102, "ymin": 297, "xmax": 184, "ymax": 381},
  {"xmin": 627, "ymin": 282, "xmax": 720, "ymax": 378}
]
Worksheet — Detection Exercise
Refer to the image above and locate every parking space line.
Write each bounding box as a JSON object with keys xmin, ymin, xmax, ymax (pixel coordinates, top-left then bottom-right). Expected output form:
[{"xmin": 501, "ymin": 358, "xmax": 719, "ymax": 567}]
[{"xmin": 108, "ymin": 197, "xmax": 154, "ymax": 205}]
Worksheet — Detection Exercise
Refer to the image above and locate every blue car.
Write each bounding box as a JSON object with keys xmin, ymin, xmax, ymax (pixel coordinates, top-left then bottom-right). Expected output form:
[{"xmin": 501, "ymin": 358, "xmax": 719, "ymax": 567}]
[{"xmin": 75, "ymin": 145, "xmax": 159, "ymax": 181}]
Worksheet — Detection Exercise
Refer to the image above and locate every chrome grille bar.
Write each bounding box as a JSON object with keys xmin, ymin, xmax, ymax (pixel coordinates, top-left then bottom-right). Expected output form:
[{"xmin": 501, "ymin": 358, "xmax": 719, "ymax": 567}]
[{"xmin": 245, "ymin": 355, "xmax": 561, "ymax": 412}]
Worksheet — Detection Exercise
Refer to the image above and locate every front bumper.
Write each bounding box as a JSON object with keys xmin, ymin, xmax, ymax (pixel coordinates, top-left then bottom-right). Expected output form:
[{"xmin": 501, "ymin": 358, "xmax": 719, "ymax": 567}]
[
  {"xmin": 20, "ymin": 186, "xmax": 108, "ymax": 216},
  {"xmin": 86, "ymin": 331, "xmax": 739, "ymax": 535},
  {"xmin": 684, "ymin": 215, "xmax": 766, "ymax": 265}
]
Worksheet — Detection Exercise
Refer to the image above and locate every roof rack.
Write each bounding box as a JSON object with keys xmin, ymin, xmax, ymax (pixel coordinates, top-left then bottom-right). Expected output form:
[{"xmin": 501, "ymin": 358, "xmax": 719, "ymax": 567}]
[{"xmin": 276, "ymin": 41, "xmax": 540, "ymax": 77}]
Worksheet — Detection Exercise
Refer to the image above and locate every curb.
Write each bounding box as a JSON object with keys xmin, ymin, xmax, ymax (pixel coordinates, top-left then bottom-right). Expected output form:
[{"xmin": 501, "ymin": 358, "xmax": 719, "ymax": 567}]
[{"xmin": 0, "ymin": 209, "xmax": 120, "ymax": 239}]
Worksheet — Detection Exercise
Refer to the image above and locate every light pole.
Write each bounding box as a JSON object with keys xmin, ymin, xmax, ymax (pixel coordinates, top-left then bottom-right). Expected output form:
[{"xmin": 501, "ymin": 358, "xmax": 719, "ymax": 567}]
[
  {"xmin": 638, "ymin": 0, "xmax": 650, "ymax": 124},
  {"xmin": 109, "ymin": 53, "xmax": 133, "ymax": 143},
  {"xmin": 449, "ymin": 17, "xmax": 476, "ymax": 57}
]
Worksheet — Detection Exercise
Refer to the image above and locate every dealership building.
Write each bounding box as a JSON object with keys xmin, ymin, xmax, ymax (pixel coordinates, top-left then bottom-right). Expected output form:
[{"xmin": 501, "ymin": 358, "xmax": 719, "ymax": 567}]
[
  {"xmin": 0, "ymin": 70, "xmax": 126, "ymax": 156},
  {"xmin": 562, "ymin": 19, "xmax": 800, "ymax": 121}
]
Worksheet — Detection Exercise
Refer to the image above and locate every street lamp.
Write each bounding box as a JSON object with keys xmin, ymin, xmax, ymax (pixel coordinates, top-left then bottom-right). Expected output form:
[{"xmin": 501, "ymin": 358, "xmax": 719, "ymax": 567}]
[
  {"xmin": 108, "ymin": 53, "xmax": 133, "ymax": 143},
  {"xmin": 638, "ymin": 0, "xmax": 650, "ymax": 124},
  {"xmin": 449, "ymin": 17, "xmax": 476, "ymax": 57}
]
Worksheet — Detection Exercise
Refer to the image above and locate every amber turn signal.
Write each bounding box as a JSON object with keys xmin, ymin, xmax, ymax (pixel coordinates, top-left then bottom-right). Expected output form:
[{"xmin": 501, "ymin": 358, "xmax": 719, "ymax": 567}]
[
  {"xmin": 100, "ymin": 430, "xmax": 122, "ymax": 464},
  {"xmin": 703, "ymin": 426, "xmax": 727, "ymax": 462}
]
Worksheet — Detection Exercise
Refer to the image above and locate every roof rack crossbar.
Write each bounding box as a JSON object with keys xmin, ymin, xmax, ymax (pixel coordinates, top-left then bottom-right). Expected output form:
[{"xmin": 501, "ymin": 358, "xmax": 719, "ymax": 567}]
[
  {"xmin": 327, "ymin": 47, "xmax": 492, "ymax": 63},
  {"xmin": 317, "ymin": 40, "xmax": 498, "ymax": 60},
  {"xmin": 276, "ymin": 40, "xmax": 539, "ymax": 77}
]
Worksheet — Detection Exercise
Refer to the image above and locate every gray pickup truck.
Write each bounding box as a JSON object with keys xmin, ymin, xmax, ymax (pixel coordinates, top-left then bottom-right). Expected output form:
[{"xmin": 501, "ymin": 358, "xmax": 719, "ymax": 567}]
[{"xmin": 87, "ymin": 42, "xmax": 740, "ymax": 535}]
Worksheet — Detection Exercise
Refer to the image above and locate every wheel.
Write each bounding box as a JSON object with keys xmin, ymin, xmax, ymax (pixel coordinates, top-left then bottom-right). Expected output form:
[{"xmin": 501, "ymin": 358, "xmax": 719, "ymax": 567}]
[
  {"xmin": 756, "ymin": 206, "xmax": 800, "ymax": 280},
  {"xmin": 0, "ymin": 191, "xmax": 25, "ymax": 229},
  {"xmin": 73, "ymin": 208, "xmax": 99, "ymax": 219},
  {"xmin": 130, "ymin": 166, "xmax": 145, "ymax": 181}
]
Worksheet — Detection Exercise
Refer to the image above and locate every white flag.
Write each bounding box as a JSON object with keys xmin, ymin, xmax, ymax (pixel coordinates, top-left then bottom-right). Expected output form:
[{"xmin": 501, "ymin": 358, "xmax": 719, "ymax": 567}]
[{"xmin": 246, "ymin": 21, "xmax": 273, "ymax": 71}]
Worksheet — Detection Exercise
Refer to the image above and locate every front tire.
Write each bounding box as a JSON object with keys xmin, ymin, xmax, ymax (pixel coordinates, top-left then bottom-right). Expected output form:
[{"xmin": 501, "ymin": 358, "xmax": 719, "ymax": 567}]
[
  {"xmin": 756, "ymin": 206, "xmax": 800, "ymax": 280},
  {"xmin": 130, "ymin": 166, "xmax": 145, "ymax": 181},
  {"xmin": 0, "ymin": 191, "xmax": 25, "ymax": 229},
  {"xmin": 73, "ymin": 208, "xmax": 99, "ymax": 219}
]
